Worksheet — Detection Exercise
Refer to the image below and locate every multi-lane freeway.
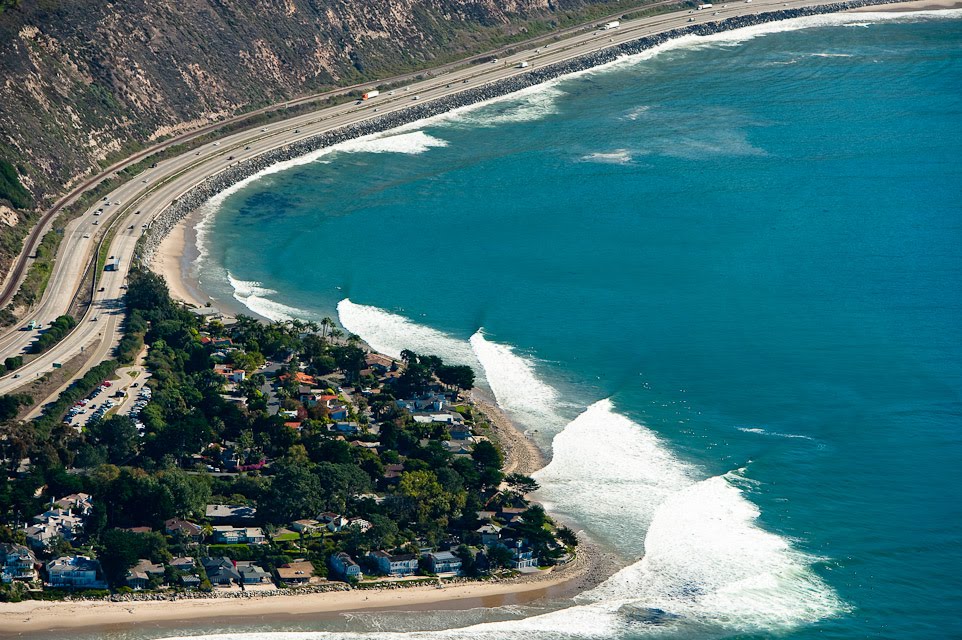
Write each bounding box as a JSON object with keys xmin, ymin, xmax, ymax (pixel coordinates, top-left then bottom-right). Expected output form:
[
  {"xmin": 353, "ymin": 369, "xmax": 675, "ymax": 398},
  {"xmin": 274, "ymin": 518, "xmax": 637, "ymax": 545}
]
[{"xmin": 0, "ymin": 0, "xmax": 861, "ymax": 407}]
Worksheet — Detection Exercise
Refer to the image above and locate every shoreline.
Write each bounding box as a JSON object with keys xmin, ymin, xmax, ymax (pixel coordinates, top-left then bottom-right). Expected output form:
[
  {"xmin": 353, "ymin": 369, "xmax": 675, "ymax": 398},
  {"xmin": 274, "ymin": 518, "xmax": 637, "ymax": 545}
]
[{"xmin": 141, "ymin": 0, "xmax": 925, "ymax": 310}]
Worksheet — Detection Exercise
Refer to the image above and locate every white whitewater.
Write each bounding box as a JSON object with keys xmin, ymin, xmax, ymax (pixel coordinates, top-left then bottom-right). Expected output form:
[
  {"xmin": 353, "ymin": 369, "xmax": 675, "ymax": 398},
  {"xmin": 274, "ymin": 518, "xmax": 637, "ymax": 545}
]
[{"xmin": 226, "ymin": 272, "xmax": 313, "ymax": 322}]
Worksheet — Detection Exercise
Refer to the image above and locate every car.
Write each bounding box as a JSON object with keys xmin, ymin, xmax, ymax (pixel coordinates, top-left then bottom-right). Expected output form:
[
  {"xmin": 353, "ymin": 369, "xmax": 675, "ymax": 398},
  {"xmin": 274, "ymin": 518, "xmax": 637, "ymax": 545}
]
[
  {"xmin": 260, "ymin": 128, "xmax": 267, "ymax": 132},
  {"xmin": 213, "ymin": 142, "xmax": 220, "ymax": 146},
  {"xmin": 92, "ymin": 220, "xmax": 99, "ymax": 225},
  {"xmin": 92, "ymin": 316, "xmax": 98, "ymax": 321},
  {"xmin": 142, "ymin": 179, "xmax": 148, "ymax": 183},
  {"xmin": 134, "ymin": 210, "xmax": 141, "ymax": 214},
  {"xmin": 83, "ymin": 233, "xmax": 91, "ymax": 239},
  {"xmin": 245, "ymin": 146, "xmax": 251, "ymax": 150},
  {"xmin": 93, "ymin": 211, "xmax": 101, "ymax": 216},
  {"xmin": 196, "ymin": 151, "xmax": 201, "ymax": 155},
  {"xmin": 294, "ymin": 129, "xmax": 300, "ymax": 133},
  {"xmin": 98, "ymin": 287, "xmax": 105, "ymax": 292},
  {"xmin": 128, "ymin": 225, "xmax": 135, "ymax": 229},
  {"xmin": 13, "ymin": 374, "xmax": 20, "ymax": 378},
  {"xmin": 227, "ymin": 155, "xmax": 234, "ymax": 160}
]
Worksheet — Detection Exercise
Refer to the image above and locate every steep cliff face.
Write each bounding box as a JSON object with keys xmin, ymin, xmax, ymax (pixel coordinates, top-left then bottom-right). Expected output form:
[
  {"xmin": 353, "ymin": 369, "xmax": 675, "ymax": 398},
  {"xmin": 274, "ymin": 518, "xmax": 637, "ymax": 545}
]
[{"xmin": 0, "ymin": 0, "xmax": 621, "ymax": 208}]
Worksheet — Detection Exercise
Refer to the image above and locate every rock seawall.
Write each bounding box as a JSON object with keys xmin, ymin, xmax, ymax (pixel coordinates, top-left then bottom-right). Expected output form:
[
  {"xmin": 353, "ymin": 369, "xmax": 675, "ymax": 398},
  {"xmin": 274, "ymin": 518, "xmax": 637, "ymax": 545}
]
[{"xmin": 139, "ymin": 0, "xmax": 902, "ymax": 272}]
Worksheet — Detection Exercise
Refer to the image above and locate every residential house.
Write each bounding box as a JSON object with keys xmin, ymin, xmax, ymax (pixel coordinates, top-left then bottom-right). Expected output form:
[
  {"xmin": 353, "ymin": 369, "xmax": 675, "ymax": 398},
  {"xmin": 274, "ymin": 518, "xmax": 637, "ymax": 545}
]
[
  {"xmin": 213, "ymin": 364, "xmax": 246, "ymax": 382},
  {"xmin": 170, "ymin": 557, "xmax": 197, "ymax": 572},
  {"xmin": 202, "ymin": 557, "xmax": 241, "ymax": 586},
  {"xmin": 365, "ymin": 353, "xmax": 395, "ymax": 373},
  {"xmin": 425, "ymin": 551, "xmax": 462, "ymax": 575},
  {"xmin": 211, "ymin": 526, "xmax": 266, "ymax": 545},
  {"xmin": 165, "ymin": 518, "xmax": 203, "ymax": 541},
  {"xmin": 500, "ymin": 539, "xmax": 538, "ymax": 569},
  {"xmin": 275, "ymin": 560, "xmax": 315, "ymax": 585},
  {"xmin": 125, "ymin": 558, "xmax": 165, "ymax": 589},
  {"xmin": 180, "ymin": 574, "xmax": 202, "ymax": 588},
  {"xmin": 477, "ymin": 524, "xmax": 502, "ymax": 546},
  {"xmin": 45, "ymin": 556, "xmax": 107, "ymax": 589},
  {"xmin": 205, "ymin": 504, "xmax": 257, "ymax": 524},
  {"xmin": 236, "ymin": 561, "xmax": 272, "ymax": 585},
  {"xmin": 122, "ymin": 526, "xmax": 153, "ymax": 534},
  {"xmin": 449, "ymin": 424, "xmax": 473, "ymax": 441},
  {"xmin": 348, "ymin": 517, "xmax": 373, "ymax": 533},
  {"xmin": 383, "ymin": 464, "xmax": 405, "ymax": 480},
  {"xmin": 54, "ymin": 493, "xmax": 93, "ymax": 515},
  {"xmin": 369, "ymin": 551, "xmax": 419, "ymax": 577},
  {"xmin": 0, "ymin": 543, "xmax": 38, "ymax": 583},
  {"xmin": 291, "ymin": 519, "xmax": 321, "ymax": 534},
  {"xmin": 498, "ymin": 507, "xmax": 526, "ymax": 525},
  {"xmin": 329, "ymin": 552, "xmax": 362, "ymax": 579},
  {"xmin": 25, "ymin": 503, "xmax": 86, "ymax": 550},
  {"xmin": 325, "ymin": 516, "xmax": 350, "ymax": 533}
]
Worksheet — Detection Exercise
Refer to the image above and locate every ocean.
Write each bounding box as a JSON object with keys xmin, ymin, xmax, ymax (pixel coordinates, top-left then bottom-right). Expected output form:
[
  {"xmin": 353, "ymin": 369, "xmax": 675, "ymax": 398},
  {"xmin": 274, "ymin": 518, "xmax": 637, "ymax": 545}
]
[{"xmin": 155, "ymin": 9, "xmax": 962, "ymax": 640}]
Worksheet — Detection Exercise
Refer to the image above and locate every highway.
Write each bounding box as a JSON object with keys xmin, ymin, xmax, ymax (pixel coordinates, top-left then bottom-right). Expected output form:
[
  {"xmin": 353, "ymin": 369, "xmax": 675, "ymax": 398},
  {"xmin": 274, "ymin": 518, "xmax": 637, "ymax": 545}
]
[{"xmin": 0, "ymin": 0, "xmax": 860, "ymax": 405}]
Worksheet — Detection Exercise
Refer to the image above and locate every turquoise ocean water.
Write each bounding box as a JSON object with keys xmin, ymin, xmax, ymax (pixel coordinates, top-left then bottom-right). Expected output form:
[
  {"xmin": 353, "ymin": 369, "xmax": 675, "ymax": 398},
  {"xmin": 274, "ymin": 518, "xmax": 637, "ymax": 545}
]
[{"xmin": 166, "ymin": 10, "xmax": 962, "ymax": 640}]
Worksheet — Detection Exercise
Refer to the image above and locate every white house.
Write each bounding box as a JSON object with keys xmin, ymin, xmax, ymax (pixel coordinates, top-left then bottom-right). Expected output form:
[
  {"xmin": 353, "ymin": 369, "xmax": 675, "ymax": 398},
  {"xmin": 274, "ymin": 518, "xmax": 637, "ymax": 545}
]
[
  {"xmin": 0, "ymin": 543, "xmax": 38, "ymax": 582},
  {"xmin": 46, "ymin": 556, "xmax": 107, "ymax": 589},
  {"xmin": 425, "ymin": 550, "xmax": 462, "ymax": 575},
  {"xmin": 211, "ymin": 526, "xmax": 266, "ymax": 545},
  {"xmin": 369, "ymin": 550, "xmax": 419, "ymax": 577}
]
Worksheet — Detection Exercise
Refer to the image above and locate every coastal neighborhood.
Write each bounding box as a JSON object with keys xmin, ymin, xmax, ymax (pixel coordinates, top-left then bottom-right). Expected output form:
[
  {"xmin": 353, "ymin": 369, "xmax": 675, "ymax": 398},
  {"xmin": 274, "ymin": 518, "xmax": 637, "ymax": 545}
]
[{"xmin": 0, "ymin": 270, "xmax": 575, "ymax": 601}]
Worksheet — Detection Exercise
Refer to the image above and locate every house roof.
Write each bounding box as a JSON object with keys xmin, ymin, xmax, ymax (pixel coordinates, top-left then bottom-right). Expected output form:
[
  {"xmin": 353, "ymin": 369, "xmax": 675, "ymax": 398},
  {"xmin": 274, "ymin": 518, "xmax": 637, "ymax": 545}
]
[{"xmin": 276, "ymin": 560, "xmax": 314, "ymax": 580}]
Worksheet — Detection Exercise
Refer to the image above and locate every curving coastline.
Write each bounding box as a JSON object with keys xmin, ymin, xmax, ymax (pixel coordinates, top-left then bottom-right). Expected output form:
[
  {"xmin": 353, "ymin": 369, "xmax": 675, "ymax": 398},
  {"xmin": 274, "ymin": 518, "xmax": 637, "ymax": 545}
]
[{"xmin": 137, "ymin": 0, "xmax": 906, "ymax": 275}]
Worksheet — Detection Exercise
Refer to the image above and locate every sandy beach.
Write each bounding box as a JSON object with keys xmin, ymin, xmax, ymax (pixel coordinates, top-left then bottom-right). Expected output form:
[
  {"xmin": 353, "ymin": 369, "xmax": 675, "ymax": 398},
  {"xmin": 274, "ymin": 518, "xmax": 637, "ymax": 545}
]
[
  {"xmin": 151, "ymin": 207, "xmax": 209, "ymax": 309},
  {"xmin": 0, "ymin": 571, "xmax": 588, "ymax": 637}
]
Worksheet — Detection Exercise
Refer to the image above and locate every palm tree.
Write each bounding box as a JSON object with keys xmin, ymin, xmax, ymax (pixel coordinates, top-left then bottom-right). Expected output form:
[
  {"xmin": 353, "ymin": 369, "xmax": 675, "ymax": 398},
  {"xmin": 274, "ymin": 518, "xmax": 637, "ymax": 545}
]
[
  {"xmin": 329, "ymin": 328, "xmax": 344, "ymax": 344},
  {"xmin": 320, "ymin": 317, "xmax": 333, "ymax": 340}
]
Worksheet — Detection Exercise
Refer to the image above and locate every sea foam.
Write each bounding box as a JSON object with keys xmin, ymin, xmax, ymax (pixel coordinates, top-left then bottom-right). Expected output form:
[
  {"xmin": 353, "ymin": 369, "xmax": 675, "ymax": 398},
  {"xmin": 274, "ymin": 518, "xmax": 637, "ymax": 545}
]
[
  {"xmin": 337, "ymin": 299, "xmax": 481, "ymax": 373},
  {"xmin": 226, "ymin": 272, "xmax": 312, "ymax": 322},
  {"xmin": 469, "ymin": 331, "xmax": 572, "ymax": 437}
]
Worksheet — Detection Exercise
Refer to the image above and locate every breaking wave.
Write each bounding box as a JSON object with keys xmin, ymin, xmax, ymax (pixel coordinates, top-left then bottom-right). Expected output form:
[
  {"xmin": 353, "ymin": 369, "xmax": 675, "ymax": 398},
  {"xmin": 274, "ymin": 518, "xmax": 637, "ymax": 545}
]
[
  {"xmin": 737, "ymin": 426, "xmax": 816, "ymax": 441},
  {"xmin": 337, "ymin": 299, "xmax": 481, "ymax": 372},
  {"xmin": 534, "ymin": 400, "xmax": 692, "ymax": 557},
  {"xmin": 226, "ymin": 272, "xmax": 312, "ymax": 322},
  {"xmin": 581, "ymin": 150, "xmax": 633, "ymax": 165}
]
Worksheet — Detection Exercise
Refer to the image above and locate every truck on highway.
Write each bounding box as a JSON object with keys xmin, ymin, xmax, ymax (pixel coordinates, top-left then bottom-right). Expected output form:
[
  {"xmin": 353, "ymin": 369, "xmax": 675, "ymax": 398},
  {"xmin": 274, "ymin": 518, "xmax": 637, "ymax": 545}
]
[
  {"xmin": 517, "ymin": 61, "xmax": 529, "ymax": 69},
  {"xmin": 105, "ymin": 257, "xmax": 121, "ymax": 271},
  {"xmin": 697, "ymin": 3, "xmax": 713, "ymax": 8},
  {"xmin": 362, "ymin": 90, "xmax": 380, "ymax": 100},
  {"xmin": 23, "ymin": 320, "xmax": 38, "ymax": 331},
  {"xmin": 601, "ymin": 21, "xmax": 620, "ymax": 30}
]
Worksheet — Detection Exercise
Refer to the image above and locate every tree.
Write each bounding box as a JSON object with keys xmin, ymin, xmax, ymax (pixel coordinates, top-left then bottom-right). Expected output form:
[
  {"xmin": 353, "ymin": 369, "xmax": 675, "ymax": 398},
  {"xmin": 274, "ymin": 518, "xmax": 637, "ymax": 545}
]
[
  {"xmin": 99, "ymin": 529, "xmax": 169, "ymax": 586},
  {"xmin": 486, "ymin": 544, "xmax": 514, "ymax": 569},
  {"xmin": 0, "ymin": 394, "xmax": 31, "ymax": 421},
  {"xmin": 435, "ymin": 365, "xmax": 475, "ymax": 390},
  {"xmin": 505, "ymin": 473, "xmax": 540, "ymax": 496},
  {"xmin": 158, "ymin": 469, "xmax": 211, "ymax": 519},
  {"xmin": 262, "ymin": 459, "xmax": 325, "ymax": 524},
  {"xmin": 471, "ymin": 440, "xmax": 502, "ymax": 472},
  {"xmin": 556, "ymin": 526, "xmax": 578, "ymax": 547},
  {"xmin": 87, "ymin": 415, "xmax": 139, "ymax": 465}
]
